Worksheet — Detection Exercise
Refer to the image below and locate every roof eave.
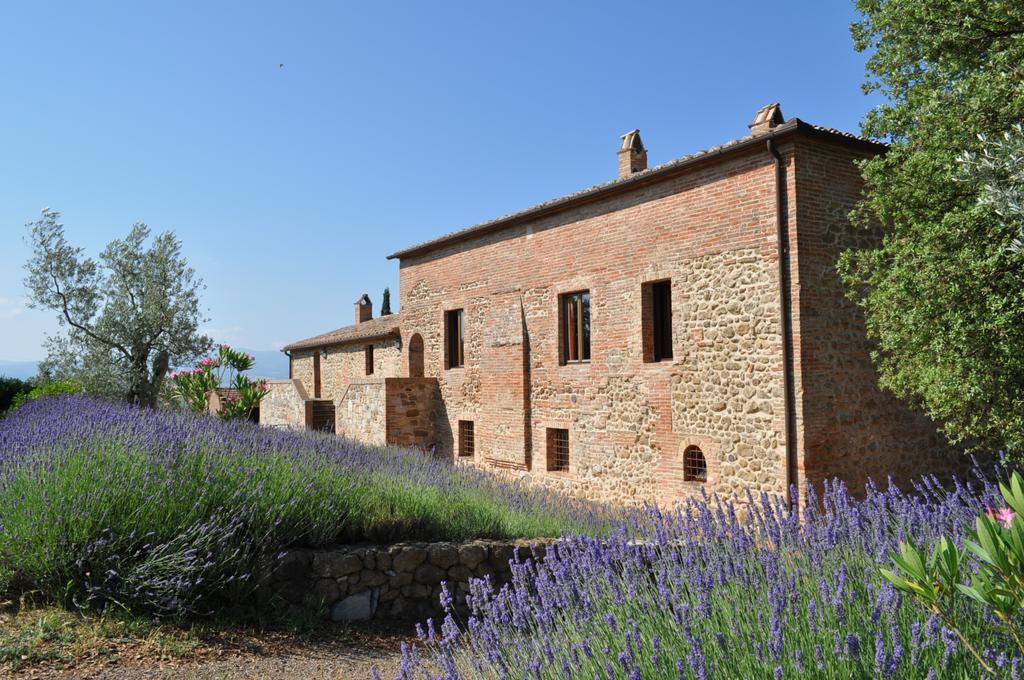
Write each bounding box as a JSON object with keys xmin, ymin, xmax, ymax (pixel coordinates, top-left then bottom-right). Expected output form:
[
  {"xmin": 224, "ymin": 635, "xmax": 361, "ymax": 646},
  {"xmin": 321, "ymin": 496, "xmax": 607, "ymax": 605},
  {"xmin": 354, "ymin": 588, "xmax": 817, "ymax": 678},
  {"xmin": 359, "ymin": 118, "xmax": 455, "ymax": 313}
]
[
  {"xmin": 282, "ymin": 329, "xmax": 401, "ymax": 352},
  {"xmin": 386, "ymin": 120, "xmax": 885, "ymax": 261}
]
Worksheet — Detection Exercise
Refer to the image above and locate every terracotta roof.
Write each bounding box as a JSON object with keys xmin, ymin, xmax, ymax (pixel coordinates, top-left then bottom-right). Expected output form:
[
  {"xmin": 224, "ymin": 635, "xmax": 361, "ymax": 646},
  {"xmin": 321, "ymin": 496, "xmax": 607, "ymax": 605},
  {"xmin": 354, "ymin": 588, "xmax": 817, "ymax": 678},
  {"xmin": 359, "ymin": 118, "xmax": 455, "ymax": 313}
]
[
  {"xmin": 283, "ymin": 313, "xmax": 402, "ymax": 351},
  {"xmin": 387, "ymin": 118, "xmax": 885, "ymax": 261}
]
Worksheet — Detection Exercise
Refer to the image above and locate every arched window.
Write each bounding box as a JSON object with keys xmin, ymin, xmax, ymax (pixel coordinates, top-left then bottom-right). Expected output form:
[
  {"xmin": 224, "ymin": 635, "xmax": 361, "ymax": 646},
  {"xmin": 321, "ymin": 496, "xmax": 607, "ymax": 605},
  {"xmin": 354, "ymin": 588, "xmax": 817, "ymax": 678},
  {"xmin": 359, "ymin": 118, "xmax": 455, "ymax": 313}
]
[
  {"xmin": 683, "ymin": 446, "xmax": 707, "ymax": 483},
  {"xmin": 408, "ymin": 333, "xmax": 424, "ymax": 378}
]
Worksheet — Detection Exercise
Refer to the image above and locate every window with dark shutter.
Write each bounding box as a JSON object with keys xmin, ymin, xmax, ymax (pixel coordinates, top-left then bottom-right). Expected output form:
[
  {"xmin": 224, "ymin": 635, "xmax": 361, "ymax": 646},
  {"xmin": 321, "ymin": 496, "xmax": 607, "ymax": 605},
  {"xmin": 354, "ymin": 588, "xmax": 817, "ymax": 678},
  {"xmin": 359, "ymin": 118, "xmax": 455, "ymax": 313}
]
[
  {"xmin": 365, "ymin": 344, "xmax": 374, "ymax": 375},
  {"xmin": 559, "ymin": 291, "xmax": 591, "ymax": 364},
  {"xmin": 653, "ymin": 280, "xmax": 673, "ymax": 361},
  {"xmin": 445, "ymin": 309, "xmax": 465, "ymax": 369},
  {"xmin": 313, "ymin": 351, "xmax": 322, "ymax": 399}
]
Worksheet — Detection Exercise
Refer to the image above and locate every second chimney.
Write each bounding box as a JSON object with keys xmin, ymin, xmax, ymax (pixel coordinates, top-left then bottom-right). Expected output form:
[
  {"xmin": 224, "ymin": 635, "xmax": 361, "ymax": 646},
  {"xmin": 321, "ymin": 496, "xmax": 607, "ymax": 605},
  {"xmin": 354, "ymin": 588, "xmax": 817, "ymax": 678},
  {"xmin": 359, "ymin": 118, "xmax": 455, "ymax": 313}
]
[
  {"xmin": 355, "ymin": 293, "xmax": 372, "ymax": 323},
  {"xmin": 618, "ymin": 129, "xmax": 647, "ymax": 178},
  {"xmin": 748, "ymin": 103, "xmax": 785, "ymax": 136}
]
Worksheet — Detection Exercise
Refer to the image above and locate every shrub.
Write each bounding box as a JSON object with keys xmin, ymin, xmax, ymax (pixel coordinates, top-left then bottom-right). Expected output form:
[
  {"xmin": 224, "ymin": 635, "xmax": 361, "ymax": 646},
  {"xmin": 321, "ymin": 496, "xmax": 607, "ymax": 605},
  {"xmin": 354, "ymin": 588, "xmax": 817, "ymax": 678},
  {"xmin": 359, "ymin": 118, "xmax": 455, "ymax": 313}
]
[
  {"xmin": 169, "ymin": 344, "xmax": 269, "ymax": 420},
  {"xmin": 0, "ymin": 396, "xmax": 611, "ymax": 618},
  {"xmin": 883, "ymin": 470, "xmax": 1024, "ymax": 674},
  {"xmin": 9, "ymin": 379, "xmax": 82, "ymax": 411},
  {"xmin": 402, "ymin": 468, "xmax": 1018, "ymax": 678}
]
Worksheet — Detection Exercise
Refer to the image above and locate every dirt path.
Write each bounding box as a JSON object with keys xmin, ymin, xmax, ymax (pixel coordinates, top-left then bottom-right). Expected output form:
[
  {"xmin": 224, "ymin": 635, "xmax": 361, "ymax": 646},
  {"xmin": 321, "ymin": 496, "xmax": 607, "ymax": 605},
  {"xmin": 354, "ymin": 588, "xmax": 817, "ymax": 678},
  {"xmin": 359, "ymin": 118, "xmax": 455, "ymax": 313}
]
[
  {"xmin": 5, "ymin": 624, "xmax": 415, "ymax": 680},
  {"xmin": 43, "ymin": 646, "xmax": 405, "ymax": 679}
]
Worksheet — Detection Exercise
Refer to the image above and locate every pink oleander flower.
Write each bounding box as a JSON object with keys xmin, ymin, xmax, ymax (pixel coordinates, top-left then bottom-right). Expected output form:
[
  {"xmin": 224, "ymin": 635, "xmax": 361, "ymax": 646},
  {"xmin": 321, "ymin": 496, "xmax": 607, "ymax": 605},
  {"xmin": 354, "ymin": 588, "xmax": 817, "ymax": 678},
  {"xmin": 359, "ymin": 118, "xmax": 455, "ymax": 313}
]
[{"xmin": 986, "ymin": 506, "xmax": 1016, "ymax": 528}]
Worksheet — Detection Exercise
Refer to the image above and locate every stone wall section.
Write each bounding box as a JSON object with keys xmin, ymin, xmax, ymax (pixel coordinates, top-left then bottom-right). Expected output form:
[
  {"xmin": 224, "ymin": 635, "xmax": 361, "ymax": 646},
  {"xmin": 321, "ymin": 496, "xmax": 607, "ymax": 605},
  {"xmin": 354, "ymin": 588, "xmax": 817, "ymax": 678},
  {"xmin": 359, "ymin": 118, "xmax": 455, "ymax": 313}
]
[
  {"xmin": 289, "ymin": 339, "xmax": 401, "ymax": 402},
  {"xmin": 261, "ymin": 379, "xmax": 309, "ymax": 429},
  {"xmin": 667, "ymin": 249, "xmax": 786, "ymax": 500},
  {"xmin": 337, "ymin": 379, "xmax": 387, "ymax": 446},
  {"xmin": 384, "ymin": 378, "xmax": 440, "ymax": 451},
  {"xmin": 268, "ymin": 539, "xmax": 551, "ymax": 622}
]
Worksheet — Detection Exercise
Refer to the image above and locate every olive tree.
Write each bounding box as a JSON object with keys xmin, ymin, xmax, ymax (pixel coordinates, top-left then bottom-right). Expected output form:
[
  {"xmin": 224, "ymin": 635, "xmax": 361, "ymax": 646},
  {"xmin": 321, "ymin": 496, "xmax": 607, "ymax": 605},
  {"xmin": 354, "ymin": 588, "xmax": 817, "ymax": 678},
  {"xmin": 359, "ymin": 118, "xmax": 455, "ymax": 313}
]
[{"xmin": 24, "ymin": 209, "xmax": 211, "ymax": 407}]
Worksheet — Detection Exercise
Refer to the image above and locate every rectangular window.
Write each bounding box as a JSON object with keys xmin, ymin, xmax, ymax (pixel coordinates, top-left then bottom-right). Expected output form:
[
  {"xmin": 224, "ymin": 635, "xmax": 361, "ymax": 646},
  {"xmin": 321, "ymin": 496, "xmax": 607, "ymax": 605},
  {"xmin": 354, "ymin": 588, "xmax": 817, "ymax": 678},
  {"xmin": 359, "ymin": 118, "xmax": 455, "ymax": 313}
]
[
  {"xmin": 458, "ymin": 420, "xmax": 475, "ymax": 457},
  {"xmin": 546, "ymin": 428, "xmax": 570, "ymax": 472},
  {"xmin": 445, "ymin": 309, "xmax": 465, "ymax": 369},
  {"xmin": 644, "ymin": 280, "xmax": 673, "ymax": 362},
  {"xmin": 313, "ymin": 351, "xmax": 322, "ymax": 399},
  {"xmin": 559, "ymin": 291, "xmax": 591, "ymax": 364},
  {"xmin": 365, "ymin": 344, "xmax": 374, "ymax": 375}
]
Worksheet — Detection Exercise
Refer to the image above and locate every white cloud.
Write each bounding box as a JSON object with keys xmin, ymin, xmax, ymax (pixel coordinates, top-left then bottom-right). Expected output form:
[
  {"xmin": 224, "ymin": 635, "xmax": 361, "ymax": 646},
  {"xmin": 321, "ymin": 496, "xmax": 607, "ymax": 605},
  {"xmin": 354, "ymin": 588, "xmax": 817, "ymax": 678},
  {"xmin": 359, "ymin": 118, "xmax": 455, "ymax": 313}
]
[
  {"xmin": 0, "ymin": 297, "xmax": 27, "ymax": 320},
  {"xmin": 201, "ymin": 325, "xmax": 244, "ymax": 344}
]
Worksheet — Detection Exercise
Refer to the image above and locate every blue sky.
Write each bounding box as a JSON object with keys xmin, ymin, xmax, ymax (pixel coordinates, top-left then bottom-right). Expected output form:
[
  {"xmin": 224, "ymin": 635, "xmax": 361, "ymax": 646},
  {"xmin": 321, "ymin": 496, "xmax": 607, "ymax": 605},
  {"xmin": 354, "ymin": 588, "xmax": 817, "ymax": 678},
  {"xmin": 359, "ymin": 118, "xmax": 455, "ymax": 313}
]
[{"xmin": 0, "ymin": 0, "xmax": 882, "ymax": 363}]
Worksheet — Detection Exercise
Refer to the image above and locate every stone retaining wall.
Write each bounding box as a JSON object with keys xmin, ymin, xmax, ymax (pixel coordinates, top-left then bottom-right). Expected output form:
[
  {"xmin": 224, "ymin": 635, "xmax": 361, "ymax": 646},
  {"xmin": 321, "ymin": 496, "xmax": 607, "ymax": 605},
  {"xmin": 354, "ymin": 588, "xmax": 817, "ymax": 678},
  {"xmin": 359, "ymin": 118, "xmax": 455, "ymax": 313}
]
[{"xmin": 268, "ymin": 539, "xmax": 552, "ymax": 622}]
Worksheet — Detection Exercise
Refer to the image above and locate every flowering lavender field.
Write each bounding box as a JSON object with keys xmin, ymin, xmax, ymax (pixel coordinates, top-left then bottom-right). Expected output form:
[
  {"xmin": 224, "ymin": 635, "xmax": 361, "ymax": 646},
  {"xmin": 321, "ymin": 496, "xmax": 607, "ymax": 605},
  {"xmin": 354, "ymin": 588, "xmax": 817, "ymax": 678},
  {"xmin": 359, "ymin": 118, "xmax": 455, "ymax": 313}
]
[
  {"xmin": 0, "ymin": 396, "xmax": 610, "ymax": 617},
  {"xmin": 402, "ymin": 470, "xmax": 1019, "ymax": 679}
]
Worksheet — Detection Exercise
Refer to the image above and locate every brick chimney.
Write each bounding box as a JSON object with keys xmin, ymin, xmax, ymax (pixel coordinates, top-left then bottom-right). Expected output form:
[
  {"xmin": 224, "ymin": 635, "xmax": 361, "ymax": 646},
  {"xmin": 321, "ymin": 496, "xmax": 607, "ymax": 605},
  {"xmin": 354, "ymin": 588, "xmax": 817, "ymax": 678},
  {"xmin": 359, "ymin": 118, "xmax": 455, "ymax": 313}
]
[
  {"xmin": 618, "ymin": 129, "xmax": 647, "ymax": 178},
  {"xmin": 355, "ymin": 293, "xmax": 372, "ymax": 323},
  {"xmin": 748, "ymin": 103, "xmax": 785, "ymax": 135}
]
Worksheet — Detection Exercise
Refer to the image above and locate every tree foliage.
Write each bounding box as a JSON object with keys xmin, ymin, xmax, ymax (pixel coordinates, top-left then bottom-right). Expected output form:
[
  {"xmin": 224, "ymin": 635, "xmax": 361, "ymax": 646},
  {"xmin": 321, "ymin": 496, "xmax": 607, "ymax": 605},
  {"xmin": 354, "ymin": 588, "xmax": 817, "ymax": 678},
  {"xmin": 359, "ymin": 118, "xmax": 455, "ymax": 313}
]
[
  {"xmin": 381, "ymin": 286, "xmax": 392, "ymax": 315},
  {"xmin": 0, "ymin": 377, "xmax": 33, "ymax": 415},
  {"xmin": 23, "ymin": 209, "xmax": 211, "ymax": 407},
  {"xmin": 840, "ymin": 0, "xmax": 1024, "ymax": 451}
]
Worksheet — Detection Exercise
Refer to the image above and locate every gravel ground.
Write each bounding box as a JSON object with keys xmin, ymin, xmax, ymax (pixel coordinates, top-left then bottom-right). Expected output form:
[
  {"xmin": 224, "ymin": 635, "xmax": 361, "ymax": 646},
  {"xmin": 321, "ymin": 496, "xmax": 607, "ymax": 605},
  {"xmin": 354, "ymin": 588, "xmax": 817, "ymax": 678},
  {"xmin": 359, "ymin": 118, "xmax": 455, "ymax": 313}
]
[
  {"xmin": 38, "ymin": 648, "xmax": 404, "ymax": 680},
  {"xmin": 4, "ymin": 624, "xmax": 415, "ymax": 680}
]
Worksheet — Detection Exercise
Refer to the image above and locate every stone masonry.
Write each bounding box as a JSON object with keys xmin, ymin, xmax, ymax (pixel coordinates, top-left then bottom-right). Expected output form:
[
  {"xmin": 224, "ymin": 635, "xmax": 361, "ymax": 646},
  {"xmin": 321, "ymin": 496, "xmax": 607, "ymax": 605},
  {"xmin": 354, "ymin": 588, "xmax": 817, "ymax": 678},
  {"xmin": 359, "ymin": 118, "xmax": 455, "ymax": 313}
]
[{"xmin": 268, "ymin": 539, "xmax": 551, "ymax": 622}]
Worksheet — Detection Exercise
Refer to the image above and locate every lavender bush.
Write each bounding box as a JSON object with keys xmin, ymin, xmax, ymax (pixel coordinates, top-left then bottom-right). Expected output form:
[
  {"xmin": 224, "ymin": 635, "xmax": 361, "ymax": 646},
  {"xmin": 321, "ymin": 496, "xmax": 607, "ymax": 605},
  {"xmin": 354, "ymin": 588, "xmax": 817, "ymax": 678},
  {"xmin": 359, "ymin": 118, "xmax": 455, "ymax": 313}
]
[
  {"xmin": 0, "ymin": 396, "xmax": 611, "ymax": 617},
  {"xmin": 401, "ymin": 470, "xmax": 1023, "ymax": 678}
]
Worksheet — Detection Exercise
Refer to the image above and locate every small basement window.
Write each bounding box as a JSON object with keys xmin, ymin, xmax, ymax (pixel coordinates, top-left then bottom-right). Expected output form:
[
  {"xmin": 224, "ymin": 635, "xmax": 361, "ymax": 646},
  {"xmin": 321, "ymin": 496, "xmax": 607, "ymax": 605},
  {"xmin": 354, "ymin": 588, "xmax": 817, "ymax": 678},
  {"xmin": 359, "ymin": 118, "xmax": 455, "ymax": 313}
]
[
  {"xmin": 683, "ymin": 446, "xmax": 707, "ymax": 483},
  {"xmin": 365, "ymin": 344, "xmax": 374, "ymax": 375},
  {"xmin": 458, "ymin": 420, "xmax": 475, "ymax": 457},
  {"xmin": 643, "ymin": 280, "xmax": 673, "ymax": 362},
  {"xmin": 546, "ymin": 428, "xmax": 570, "ymax": 472},
  {"xmin": 445, "ymin": 309, "xmax": 465, "ymax": 369},
  {"xmin": 559, "ymin": 291, "xmax": 591, "ymax": 364}
]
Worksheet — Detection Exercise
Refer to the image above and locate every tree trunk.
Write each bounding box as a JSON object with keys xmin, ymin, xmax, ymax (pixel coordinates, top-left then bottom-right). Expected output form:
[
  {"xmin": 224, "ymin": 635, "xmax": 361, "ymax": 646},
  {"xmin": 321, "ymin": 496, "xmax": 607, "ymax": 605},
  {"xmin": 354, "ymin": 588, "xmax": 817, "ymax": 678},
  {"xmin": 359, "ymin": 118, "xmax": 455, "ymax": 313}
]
[{"xmin": 126, "ymin": 352, "xmax": 152, "ymax": 407}]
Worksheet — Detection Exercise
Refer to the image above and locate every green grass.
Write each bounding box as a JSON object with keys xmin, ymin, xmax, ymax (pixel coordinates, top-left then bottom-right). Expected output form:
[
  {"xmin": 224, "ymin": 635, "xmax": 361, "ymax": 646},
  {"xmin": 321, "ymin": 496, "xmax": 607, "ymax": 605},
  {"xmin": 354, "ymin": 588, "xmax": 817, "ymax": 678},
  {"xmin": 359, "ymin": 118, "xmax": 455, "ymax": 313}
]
[{"xmin": 0, "ymin": 602, "xmax": 201, "ymax": 673}]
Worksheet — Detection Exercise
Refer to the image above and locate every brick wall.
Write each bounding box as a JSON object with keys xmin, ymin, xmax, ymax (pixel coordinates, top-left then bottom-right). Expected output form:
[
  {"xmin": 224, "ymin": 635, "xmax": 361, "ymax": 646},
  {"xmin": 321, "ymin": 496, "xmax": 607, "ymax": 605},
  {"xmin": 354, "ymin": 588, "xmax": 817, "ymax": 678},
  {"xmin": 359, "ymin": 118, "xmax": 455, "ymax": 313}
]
[
  {"xmin": 397, "ymin": 143, "xmax": 793, "ymax": 504},
  {"xmin": 790, "ymin": 139, "xmax": 960, "ymax": 494},
  {"xmin": 394, "ymin": 134, "xmax": 956, "ymax": 505}
]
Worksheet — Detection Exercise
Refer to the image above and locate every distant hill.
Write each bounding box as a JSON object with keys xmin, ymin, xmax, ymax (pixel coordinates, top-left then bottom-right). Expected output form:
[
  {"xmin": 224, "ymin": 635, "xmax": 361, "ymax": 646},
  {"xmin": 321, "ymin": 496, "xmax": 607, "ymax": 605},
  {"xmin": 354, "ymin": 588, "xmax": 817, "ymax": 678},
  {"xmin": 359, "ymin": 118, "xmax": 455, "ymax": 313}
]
[
  {"xmin": 0, "ymin": 349, "xmax": 288, "ymax": 382},
  {"xmin": 0, "ymin": 360, "xmax": 39, "ymax": 380},
  {"xmin": 242, "ymin": 349, "xmax": 289, "ymax": 380}
]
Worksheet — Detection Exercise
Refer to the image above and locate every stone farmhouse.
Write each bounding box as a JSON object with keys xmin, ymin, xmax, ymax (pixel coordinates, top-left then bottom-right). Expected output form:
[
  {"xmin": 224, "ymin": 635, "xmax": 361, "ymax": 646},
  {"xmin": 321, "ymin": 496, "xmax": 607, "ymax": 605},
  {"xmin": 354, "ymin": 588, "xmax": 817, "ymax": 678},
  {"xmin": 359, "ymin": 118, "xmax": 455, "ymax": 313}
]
[{"xmin": 264, "ymin": 104, "xmax": 958, "ymax": 506}]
